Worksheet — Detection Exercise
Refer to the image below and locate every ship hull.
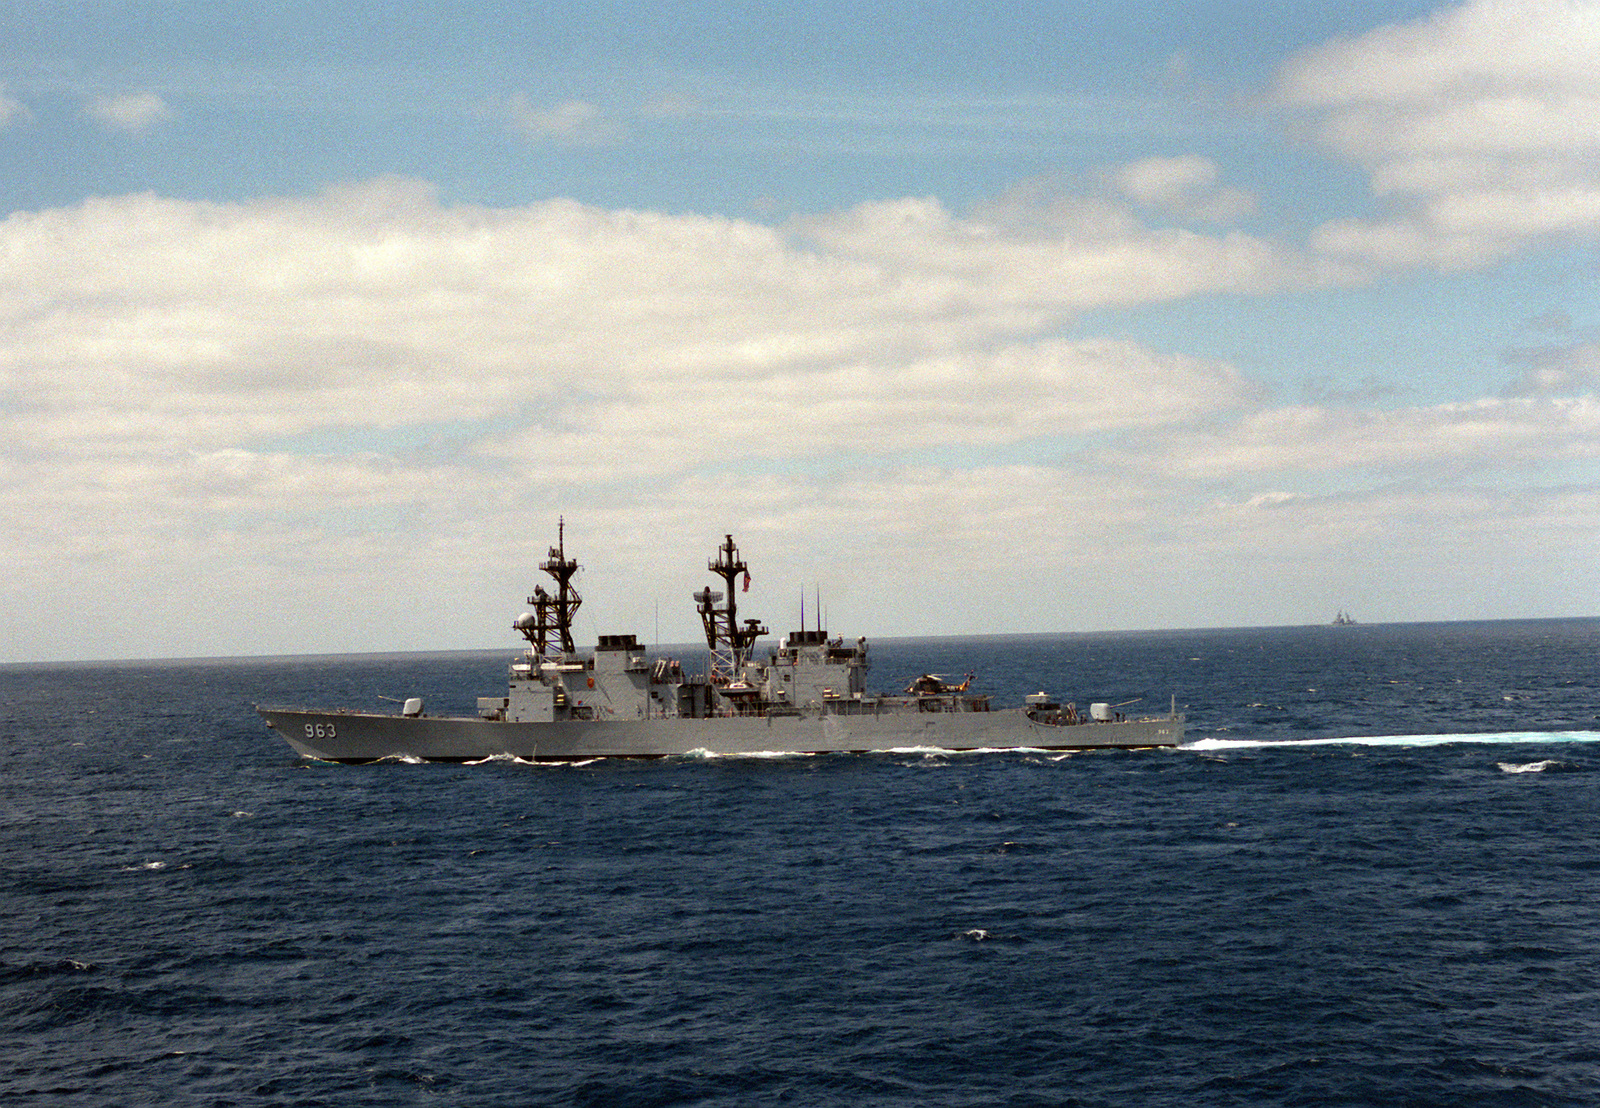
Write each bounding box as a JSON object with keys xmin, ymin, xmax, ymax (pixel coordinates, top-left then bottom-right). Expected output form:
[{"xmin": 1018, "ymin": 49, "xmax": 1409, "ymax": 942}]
[{"xmin": 257, "ymin": 705, "xmax": 1184, "ymax": 763}]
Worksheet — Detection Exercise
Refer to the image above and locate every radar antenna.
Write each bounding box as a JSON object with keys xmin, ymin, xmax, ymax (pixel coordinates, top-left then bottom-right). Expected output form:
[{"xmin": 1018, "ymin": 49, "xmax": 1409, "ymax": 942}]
[{"xmin": 695, "ymin": 533, "xmax": 768, "ymax": 685}]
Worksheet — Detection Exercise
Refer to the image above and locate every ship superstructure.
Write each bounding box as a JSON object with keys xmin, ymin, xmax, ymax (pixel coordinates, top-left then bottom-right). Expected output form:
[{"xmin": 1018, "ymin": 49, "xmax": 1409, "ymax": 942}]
[{"xmin": 257, "ymin": 528, "xmax": 1184, "ymax": 761}]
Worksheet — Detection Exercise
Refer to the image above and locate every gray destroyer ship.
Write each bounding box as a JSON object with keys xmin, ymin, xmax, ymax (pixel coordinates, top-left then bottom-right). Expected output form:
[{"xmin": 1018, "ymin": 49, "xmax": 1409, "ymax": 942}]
[{"xmin": 257, "ymin": 527, "xmax": 1184, "ymax": 761}]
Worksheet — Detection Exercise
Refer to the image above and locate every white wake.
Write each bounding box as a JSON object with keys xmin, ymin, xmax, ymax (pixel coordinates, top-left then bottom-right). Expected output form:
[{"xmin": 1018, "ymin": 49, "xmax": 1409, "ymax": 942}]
[{"xmin": 1185, "ymin": 731, "xmax": 1600, "ymax": 751}]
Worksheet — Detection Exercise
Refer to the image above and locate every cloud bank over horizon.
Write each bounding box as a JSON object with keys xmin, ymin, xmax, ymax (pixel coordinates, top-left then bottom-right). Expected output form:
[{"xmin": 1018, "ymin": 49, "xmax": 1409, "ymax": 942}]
[{"xmin": 2, "ymin": 0, "xmax": 1597, "ymax": 661}]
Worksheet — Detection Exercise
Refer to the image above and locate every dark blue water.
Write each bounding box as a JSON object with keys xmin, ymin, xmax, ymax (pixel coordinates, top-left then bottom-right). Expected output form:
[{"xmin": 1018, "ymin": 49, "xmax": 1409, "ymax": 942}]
[{"xmin": 3, "ymin": 620, "xmax": 1599, "ymax": 1106}]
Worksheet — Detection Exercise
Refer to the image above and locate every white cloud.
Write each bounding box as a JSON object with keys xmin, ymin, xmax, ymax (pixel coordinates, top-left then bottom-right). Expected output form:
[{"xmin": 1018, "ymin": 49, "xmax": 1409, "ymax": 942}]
[
  {"xmin": 0, "ymin": 179, "xmax": 1265, "ymax": 502},
  {"xmin": 1501, "ymin": 340, "xmax": 1600, "ymax": 396},
  {"xmin": 1277, "ymin": 0, "xmax": 1600, "ymax": 268},
  {"xmin": 468, "ymin": 338, "xmax": 1257, "ymax": 486},
  {"xmin": 796, "ymin": 190, "xmax": 1327, "ymax": 316},
  {"xmin": 500, "ymin": 94, "xmax": 624, "ymax": 145},
  {"xmin": 1110, "ymin": 156, "xmax": 1257, "ymax": 224},
  {"xmin": 85, "ymin": 91, "xmax": 174, "ymax": 134},
  {"xmin": 1111, "ymin": 396, "xmax": 1600, "ymax": 482},
  {"xmin": 1, "ymin": 175, "xmax": 1595, "ymax": 658},
  {"xmin": 0, "ymin": 85, "xmax": 28, "ymax": 128},
  {"xmin": 642, "ymin": 92, "xmax": 700, "ymax": 118}
]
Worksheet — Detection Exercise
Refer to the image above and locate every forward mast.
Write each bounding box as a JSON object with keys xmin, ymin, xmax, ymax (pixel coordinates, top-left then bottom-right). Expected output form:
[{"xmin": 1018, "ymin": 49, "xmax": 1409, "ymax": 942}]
[{"xmin": 515, "ymin": 517, "xmax": 582, "ymax": 660}]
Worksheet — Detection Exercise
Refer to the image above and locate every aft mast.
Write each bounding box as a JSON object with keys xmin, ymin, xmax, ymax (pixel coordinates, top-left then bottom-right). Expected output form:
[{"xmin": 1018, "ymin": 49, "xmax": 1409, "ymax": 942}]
[
  {"xmin": 515, "ymin": 518, "xmax": 582, "ymax": 659},
  {"xmin": 695, "ymin": 533, "xmax": 768, "ymax": 685}
]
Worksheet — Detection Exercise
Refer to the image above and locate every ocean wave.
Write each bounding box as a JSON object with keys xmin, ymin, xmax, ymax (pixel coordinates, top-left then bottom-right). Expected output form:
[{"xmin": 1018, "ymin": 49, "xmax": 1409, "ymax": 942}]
[
  {"xmin": 677, "ymin": 747, "xmax": 813, "ymax": 760},
  {"xmin": 1497, "ymin": 760, "xmax": 1568, "ymax": 774},
  {"xmin": 880, "ymin": 745, "xmax": 1057, "ymax": 758},
  {"xmin": 0, "ymin": 959, "xmax": 96, "ymax": 981}
]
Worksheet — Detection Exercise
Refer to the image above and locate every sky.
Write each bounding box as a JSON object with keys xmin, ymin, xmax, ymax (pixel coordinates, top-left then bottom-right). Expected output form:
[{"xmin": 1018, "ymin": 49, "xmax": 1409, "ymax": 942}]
[{"xmin": 2, "ymin": 0, "xmax": 1598, "ymax": 662}]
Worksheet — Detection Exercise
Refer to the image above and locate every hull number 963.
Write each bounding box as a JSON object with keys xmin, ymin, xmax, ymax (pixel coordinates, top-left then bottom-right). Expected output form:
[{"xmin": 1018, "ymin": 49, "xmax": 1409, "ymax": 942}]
[{"xmin": 304, "ymin": 722, "xmax": 337, "ymax": 740}]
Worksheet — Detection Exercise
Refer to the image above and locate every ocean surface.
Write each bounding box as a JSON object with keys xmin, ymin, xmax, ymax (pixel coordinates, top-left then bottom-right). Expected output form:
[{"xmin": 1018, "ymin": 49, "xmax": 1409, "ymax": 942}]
[{"xmin": 3, "ymin": 619, "xmax": 1599, "ymax": 1107}]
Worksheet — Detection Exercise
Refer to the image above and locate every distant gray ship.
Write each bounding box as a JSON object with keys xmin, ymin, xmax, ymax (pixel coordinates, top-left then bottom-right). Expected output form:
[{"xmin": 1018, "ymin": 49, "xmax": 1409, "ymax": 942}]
[{"xmin": 257, "ymin": 527, "xmax": 1184, "ymax": 762}]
